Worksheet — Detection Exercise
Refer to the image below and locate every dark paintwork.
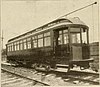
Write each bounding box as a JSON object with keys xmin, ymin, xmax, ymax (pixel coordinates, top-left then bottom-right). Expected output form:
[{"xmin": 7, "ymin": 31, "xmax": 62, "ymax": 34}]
[{"xmin": 6, "ymin": 17, "xmax": 92, "ymax": 69}]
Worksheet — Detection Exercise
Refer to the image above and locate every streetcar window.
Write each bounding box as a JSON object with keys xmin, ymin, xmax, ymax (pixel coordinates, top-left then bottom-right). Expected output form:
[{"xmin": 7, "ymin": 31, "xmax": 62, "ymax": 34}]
[
  {"xmin": 63, "ymin": 29, "xmax": 68, "ymax": 33},
  {"xmin": 13, "ymin": 43, "xmax": 14, "ymax": 51},
  {"xmin": 35, "ymin": 36, "xmax": 37, "ymax": 39},
  {"xmin": 38, "ymin": 38, "xmax": 43, "ymax": 47},
  {"xmin": 70, "ymin": 33, "xmax": 81, "ymax": 43},
  {"xmin": 16, "ymin": 42, "xmax": 19, "ymax": 50},
  {"xmin": 27, "ymin": 41, "xmax": 31, "ymax": 49},
  {"xmin": 58, "ymin": 30, "xmax": 63, "ymax": 45},
  {"xmin": 8, "ymin": 44, "xmax": 10, "ymax": 51},
  {"xmin": 7, "ymin": 43, "xmax": 13, "ymax": 52},
  {"xmin": 38, "ymin": 34, "xmax": 43, "ymax": 47},
  {"xmin": 59, "ymin": 31, "xmax": 62, "ymax": 34},
  {"xmin": 11, "ymin": 44, "xmax": 13, "ymax": 51},
  {"xmin": 38, "ymin": 34, "xmax": 43, "ymax": 38},
  {"xmin": 32, "ymin": 36, "xmax": 37, "ymax": 39},
  {"xmin": 58, "ymin": 35, "xmax": 63, "ymax": 45},
  {"xmin": 70, "ymin": 28, "xmax": 81, "ymax": 43},
  {"xmin": 44, "ymin": 32, "xmax": 50, "ymax": 36},
  {"xmin": 11, "ymin": 43, "xmax": 13, "ymax": 51},
  {"xmin": 23, "ymin": 39, "xmax": 27, "ymax": 49},
  {"xmin": 32, "ymin": 37, "xmax": 35, "ymax": 39},
  {"xmin": 27, "ymin": 38, "xmax": 31, "ymax": 41},
  {"xmin": 27, "ymin": 38, "xmax": 31, "ymax": 49},
  {"xmin": 12, "ymin": 43, "xmax": 14, "ymax": 51},
  {"xmin": 7, "ymin": 45, "xmax": 10, "ymax": 52},
  {"xmin": 44, "ymin": 32, "xmax": 51, "ymax": 46},
  {"xmin": 44, "ymin": 37, "xmax": 51, "ymax": 46},
  {"xmin": 33, "ymin": 40, "xmax": 37, "ymax": 48},
  {"xmin": 64, "ymin": 33, "xmax": 68, "ymax": 44},
  {"xmin": 16, "ymin": 42, "xmax": 17, "ymax": 51},
  {"xmin": 20, "ymin": 40, "xmax": 23, "ymax": 50},
  {"xmin": 14, "ymin": 42, "xmax": 17, "ymax": 51},
  {"xmin": 16, "ymin": 43, "xmax": 18, "ymax": 50},
  {"xmin": 82, "ymin": 29, "xmax": 87, "ymax": 43},
  {"xmin": 9, "ymin": 44, "xmax": 11, "ymax": 51},
  {"xmin": 71, "ymin": 33, "xmax": 80, "ymax": 43},
  {"xmin": 8, "ymin": 45, "xmax": 10, "ymax": 52},
  {"xmin": 32, "ymin": 36, "xmax": 37, "ymax": 48},
  {"xmin": 70, "ymin": 28, "xmax": 88, "ymax": 44},
  {"xmin": 18, "ymin": 42, "xmax": 20, "ymax": 50}
]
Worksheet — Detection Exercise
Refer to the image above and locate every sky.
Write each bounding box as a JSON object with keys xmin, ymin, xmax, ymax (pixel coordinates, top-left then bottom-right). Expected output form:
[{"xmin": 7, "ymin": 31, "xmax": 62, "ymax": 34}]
[{"xmin": 1, "ymin": 0, "xmax": 100, "ymax": 48}]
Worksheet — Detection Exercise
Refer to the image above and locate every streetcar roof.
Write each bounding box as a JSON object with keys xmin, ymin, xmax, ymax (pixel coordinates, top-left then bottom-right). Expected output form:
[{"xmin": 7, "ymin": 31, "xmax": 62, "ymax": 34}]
[{"xmin": 8, "ymin": 17, "xmax": 88, "ymax": 43}]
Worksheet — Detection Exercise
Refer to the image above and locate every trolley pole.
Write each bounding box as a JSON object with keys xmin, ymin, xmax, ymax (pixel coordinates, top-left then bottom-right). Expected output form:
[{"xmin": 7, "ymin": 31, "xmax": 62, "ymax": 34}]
[{"xmin": 59, "ymin": 2, "xmax": 97, "ymax": 18}]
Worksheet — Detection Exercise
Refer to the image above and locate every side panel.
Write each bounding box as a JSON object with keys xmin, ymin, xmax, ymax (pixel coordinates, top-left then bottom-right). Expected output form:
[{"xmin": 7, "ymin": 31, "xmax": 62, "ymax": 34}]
[
  {"xmin": 7, "ymin": 46, "xmax": 54, "ymax": 64},
  {"xmin": 82, "ymin": 45, "xmax": 90, "ymax": 59},
  {"xmin": 72, "ymin": 46, "xmax": 82, "ymax": 61}
]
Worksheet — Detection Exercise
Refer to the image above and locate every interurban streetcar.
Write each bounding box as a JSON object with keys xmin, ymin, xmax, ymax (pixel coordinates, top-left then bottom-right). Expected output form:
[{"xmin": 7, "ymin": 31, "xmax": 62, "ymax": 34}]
[{"xmin": 6, "ymin": 17, "xmax": 93, "ymax": 71}]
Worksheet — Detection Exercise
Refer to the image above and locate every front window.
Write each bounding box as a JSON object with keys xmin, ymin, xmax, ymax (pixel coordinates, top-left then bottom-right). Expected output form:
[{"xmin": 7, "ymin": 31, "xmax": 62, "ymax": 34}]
[
  {"xmin": 71, "ymin": 33, "xmax": 80, "ymax": 43},
  {"xmin": 70, "ymin": 28, "xmax": 81, "ymax": 44},
  {"xmin": 81, "ymin": 28, "xmax": 87, "ymax": 43},
  {"xmin": 70, "ymin": 27, "xmax": 88, "ymax": 44},
  {"xmin": 54, "ymin": 27, "xmax": 88, "ymax": 45}
]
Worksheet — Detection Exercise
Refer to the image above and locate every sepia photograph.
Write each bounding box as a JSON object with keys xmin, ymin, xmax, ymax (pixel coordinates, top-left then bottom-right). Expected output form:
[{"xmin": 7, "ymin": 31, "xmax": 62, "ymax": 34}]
[{"xmin": 1, "ymin": 0, "xmax": 100, "ymax": 86}]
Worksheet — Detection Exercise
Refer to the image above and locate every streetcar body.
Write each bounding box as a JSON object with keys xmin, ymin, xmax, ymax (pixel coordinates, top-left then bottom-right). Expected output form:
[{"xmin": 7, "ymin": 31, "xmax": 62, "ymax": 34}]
[{"xmin": 6, "ymin": 17, "xmax": 93, "ymax": 69}]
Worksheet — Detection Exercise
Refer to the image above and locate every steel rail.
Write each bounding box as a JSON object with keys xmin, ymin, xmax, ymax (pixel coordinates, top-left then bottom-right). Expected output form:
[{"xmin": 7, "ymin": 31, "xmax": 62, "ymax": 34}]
[
  {"xmin": 2, "ymin": 63, "xmax": 99, "ymax": 85},
  {"xmin": 1, "ymin": 68, "xmax": 50, "ymax": 86}
]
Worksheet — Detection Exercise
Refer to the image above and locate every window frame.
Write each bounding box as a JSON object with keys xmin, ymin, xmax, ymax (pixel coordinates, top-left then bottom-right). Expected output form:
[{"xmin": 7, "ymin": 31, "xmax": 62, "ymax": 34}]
[
  {"xmin": 19, "ymin": 40, "xmax": 23, "ymax": 50},
  {"xmin": 27, "ymin": 38, "xmax": 31, "ymax": 49},
  {"xmin": 32, "ymin": 35, "xmax": 38, "ymax": 48},
  {"xmin": 23, "ymin": 39, "xmax": 27, "ymax": 50},
  {"xmin": 38, "ymin": 34, "xmax": 43, "ymax": 48},
  {"xmin": 44, "ymin": 31, "xmax": 51, "ymax": 47},
  {"xmin": 14, "ymin": 42, "xmax": 17, "ymax": 51}
]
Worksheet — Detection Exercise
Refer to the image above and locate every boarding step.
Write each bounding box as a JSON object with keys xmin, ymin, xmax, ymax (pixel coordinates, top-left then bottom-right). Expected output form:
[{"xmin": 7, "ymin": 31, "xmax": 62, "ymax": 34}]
[{"xmin": 56, "ymin": 64, "xmax": 69, "ymax": 68}]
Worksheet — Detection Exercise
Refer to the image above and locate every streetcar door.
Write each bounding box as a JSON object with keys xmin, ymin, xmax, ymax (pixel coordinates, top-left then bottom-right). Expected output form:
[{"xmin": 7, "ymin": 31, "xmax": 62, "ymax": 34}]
[{"xmin": 53, "ymin": 30, "xmax": 62, "ymax": 57}]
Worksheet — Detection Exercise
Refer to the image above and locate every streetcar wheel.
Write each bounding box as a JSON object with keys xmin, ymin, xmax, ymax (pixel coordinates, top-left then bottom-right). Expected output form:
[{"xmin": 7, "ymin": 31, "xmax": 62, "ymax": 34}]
[
  {"xmin": 45, "ymin": 65, "xmax": 51, "ymax": 71},
  {"xmin": 80, "ymin": 66, "xmax": 85, "ymax": 70}
]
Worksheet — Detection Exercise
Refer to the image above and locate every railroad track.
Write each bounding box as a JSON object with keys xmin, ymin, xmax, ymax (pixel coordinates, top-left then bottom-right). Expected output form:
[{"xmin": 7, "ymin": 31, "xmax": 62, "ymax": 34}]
[
  {"xmin": 1, "ymin": 70, "xmax": 44, "ymax": 87},
  {"xmin": 62, "ymin": 70, "xmax": 99, "ymax": 85},
  {"xmin": 36, "ymin": 66, "xmax": 99, "ymax": 85},
  {"xmin": 1, "ymin": 63, "xmax": 100, "ymax": 86},
  {"xmin": 1, "ymin": 70, "xmax": 50, "ymax": 87},
  {"xmin": 1, "ymin": 64, "xmax": 50, "ymax": 86},
  {"xmin": 51, "ymin": 67, "xmax": 99, "ymax": 85}
]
